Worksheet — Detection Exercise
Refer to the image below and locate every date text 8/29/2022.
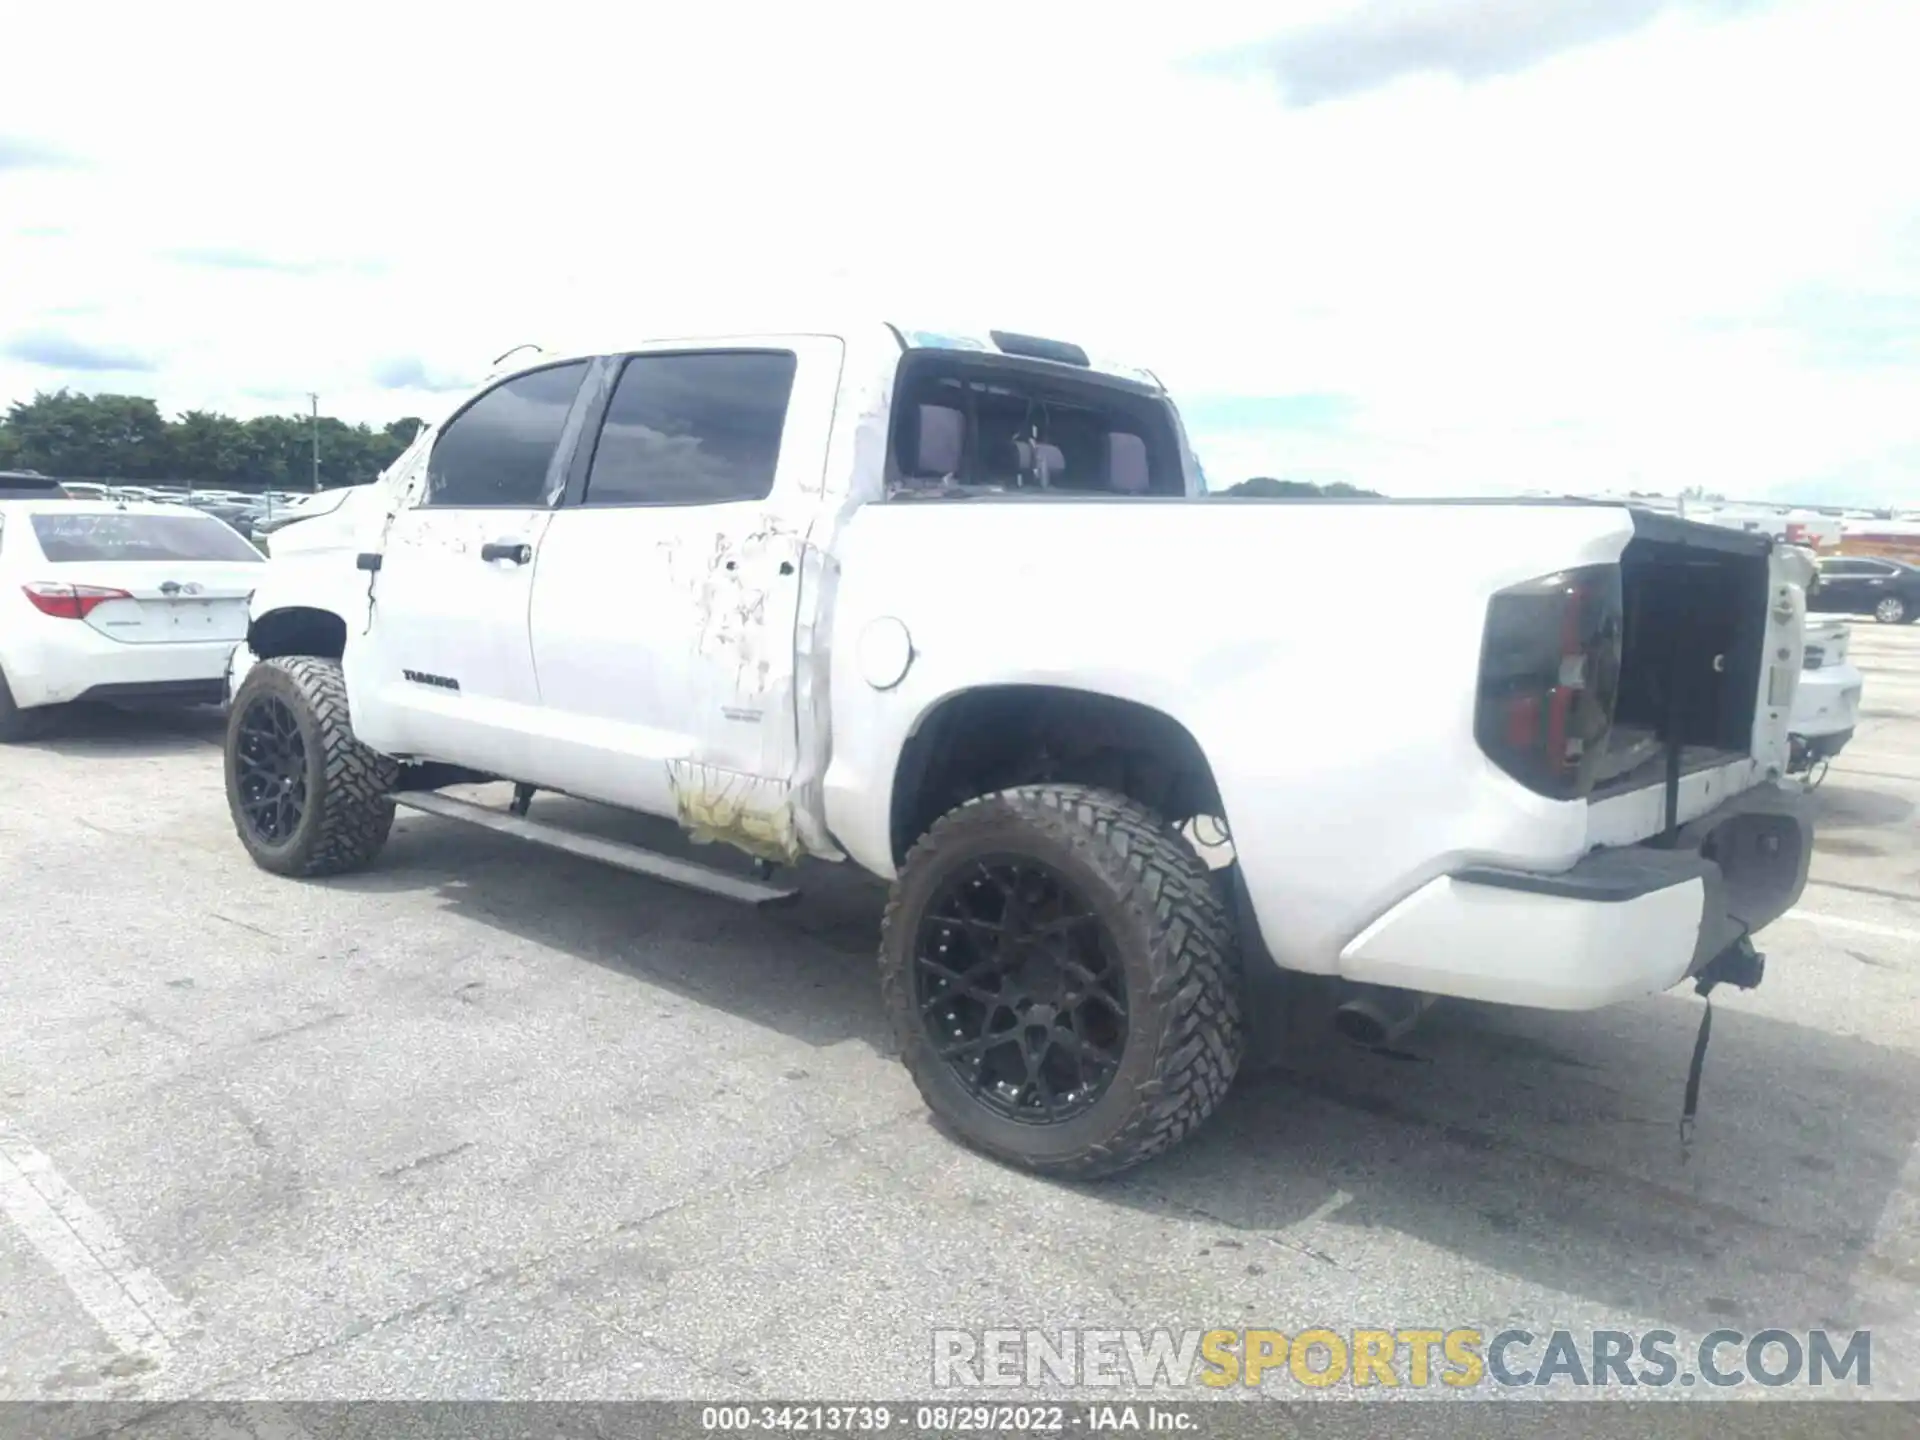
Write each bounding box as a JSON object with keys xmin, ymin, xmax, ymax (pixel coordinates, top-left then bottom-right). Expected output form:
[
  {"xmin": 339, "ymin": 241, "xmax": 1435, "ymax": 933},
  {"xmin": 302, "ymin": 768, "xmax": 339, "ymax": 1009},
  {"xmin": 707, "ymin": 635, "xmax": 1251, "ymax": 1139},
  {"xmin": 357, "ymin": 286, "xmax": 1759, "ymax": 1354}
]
[{"xmin": 700, "ymin": 1404, "xmax": 1196, "ymax": 1432}]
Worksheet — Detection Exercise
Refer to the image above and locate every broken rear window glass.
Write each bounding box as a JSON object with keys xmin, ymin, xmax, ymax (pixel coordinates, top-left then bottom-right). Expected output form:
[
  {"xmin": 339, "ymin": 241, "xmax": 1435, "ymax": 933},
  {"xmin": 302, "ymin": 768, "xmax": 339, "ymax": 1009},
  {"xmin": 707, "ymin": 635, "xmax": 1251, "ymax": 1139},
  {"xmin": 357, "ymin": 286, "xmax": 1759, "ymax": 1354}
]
[{"xmin": 886, "ymin": 357, "xmax": 1184, "ymax": 498}]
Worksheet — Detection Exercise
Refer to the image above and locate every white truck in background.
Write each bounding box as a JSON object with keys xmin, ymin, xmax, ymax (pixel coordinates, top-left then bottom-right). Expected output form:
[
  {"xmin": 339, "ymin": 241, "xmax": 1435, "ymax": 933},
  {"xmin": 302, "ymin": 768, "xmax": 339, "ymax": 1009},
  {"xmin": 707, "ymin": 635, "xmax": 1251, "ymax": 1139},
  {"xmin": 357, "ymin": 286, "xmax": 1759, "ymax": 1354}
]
[
  {"xmin": 1788, "ymin": 615, "xmax": 1864, "ymax": 776},
  {"xmin": 222, "ymin": 322, "xmax": 1817, "ymax": 1177}
]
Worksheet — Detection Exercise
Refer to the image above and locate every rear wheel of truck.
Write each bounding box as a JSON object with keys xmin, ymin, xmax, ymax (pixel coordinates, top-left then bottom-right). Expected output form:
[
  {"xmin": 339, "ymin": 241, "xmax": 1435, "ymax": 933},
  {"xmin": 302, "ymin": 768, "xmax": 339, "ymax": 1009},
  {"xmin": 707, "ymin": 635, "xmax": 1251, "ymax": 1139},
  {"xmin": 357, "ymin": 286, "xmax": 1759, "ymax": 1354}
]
[
  {"xmin": 880, "ymin": 784, "xmax": 1244, "ymax": 1179},
  {"xmin": 225, "ymin": 655, "xmax": 398, "ymax": 877}
]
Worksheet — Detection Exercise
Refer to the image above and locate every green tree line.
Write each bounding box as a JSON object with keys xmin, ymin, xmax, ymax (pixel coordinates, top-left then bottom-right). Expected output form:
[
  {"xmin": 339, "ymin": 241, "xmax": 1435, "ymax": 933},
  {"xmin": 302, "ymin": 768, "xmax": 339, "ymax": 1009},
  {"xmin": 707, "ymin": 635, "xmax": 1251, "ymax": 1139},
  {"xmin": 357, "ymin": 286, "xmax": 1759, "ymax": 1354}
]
[
  {"xmin": 0, "ymin": 390, "xmax": 425, "ymax": 493},
  {"xmin": 1218, "ymin": 476, "xmax": 1383, "ymax": 498}
]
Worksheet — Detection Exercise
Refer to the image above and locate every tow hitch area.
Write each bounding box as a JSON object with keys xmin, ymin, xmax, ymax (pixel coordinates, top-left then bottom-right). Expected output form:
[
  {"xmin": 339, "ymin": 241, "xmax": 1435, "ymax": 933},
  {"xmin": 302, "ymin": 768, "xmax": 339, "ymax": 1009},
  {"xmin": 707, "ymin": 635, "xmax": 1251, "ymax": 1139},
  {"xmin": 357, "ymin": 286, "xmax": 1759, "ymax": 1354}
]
[
  {"xmin": 1696, "ymin": 933, "xmax": 1766, "ymax": 995},
  {"xmin": 1679, "ymin": 933, "xmax": 1767, "ymax": 1159}
]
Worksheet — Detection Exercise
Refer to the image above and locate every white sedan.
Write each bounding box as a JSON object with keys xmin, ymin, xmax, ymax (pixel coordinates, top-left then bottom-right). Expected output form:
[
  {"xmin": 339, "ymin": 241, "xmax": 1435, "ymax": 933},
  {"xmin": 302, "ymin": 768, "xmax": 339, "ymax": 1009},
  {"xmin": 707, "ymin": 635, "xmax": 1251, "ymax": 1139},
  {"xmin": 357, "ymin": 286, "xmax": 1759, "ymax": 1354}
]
[{"xmin": 0, "ymin": 500, "xmax": 263, "ymax": 741}]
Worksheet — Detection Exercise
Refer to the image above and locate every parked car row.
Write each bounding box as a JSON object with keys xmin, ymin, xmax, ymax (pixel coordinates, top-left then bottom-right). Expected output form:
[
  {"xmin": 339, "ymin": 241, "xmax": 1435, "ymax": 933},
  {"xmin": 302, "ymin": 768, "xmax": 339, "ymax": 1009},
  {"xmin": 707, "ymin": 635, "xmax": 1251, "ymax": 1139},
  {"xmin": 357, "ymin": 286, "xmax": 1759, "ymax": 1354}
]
[
  {"xmin": 1, "ymin": 469, "xmax": 354, "ymax": 548},
  {"xmin": 69, "ymin": 483, "xmax": 313, "ymax": 544}
]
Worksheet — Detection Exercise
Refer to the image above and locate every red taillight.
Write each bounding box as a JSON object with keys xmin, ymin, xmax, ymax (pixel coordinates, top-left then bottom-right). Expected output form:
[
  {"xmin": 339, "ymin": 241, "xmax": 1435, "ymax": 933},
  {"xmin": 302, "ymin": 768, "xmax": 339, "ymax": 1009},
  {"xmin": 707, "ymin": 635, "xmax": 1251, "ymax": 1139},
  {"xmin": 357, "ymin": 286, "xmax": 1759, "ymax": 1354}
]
[
  {"xmin": 1504, "ymin": 692, "xmax": 1540, "ymax": 748},
  {"xmin": 22, "ymin": 582, "xmax": 133, "ymax": 620},
  {"xmin": 1475, "ymin": 564, "xmax": 1623, "ymax": 800}
]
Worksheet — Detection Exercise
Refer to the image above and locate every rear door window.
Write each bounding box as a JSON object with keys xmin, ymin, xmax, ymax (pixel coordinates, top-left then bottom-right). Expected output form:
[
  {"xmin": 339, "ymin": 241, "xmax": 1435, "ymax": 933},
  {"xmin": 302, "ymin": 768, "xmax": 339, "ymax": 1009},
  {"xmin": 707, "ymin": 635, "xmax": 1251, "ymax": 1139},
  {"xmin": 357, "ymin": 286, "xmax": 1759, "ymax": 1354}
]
[
  {"xmin": 582, "ymin": 351, "xmax": 797, "ymax": 506},
  {"xmin": 29, "ymin": 512, "xmax": 265, "ymax": 563}
]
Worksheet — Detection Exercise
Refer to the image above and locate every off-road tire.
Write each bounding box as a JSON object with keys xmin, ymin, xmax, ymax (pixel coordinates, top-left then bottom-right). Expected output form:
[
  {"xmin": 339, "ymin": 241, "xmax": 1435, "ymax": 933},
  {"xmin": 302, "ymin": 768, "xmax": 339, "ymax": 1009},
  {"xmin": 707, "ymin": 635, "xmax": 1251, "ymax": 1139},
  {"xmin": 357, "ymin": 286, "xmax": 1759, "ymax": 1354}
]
[
  {"xmin": 0, "ymin": 669, "xmax": 47, "ymax": 743},
  {"xmin": 225, "ymin": 655, "xmax": 398, "ymax": 877},
  {"xmin": 880, "ymin": 784, "xmax": 1244, "ymax": 1179}
]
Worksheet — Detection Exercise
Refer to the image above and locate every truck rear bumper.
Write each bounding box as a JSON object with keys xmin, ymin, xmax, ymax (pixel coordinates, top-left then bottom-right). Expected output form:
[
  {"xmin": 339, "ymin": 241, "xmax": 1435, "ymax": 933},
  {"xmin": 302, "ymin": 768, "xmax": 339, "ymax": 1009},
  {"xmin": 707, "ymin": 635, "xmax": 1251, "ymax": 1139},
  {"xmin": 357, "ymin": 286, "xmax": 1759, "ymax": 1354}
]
[{"xmin": 1336, "ymin": 783, "xmax": 1812, "ymax": 1011}]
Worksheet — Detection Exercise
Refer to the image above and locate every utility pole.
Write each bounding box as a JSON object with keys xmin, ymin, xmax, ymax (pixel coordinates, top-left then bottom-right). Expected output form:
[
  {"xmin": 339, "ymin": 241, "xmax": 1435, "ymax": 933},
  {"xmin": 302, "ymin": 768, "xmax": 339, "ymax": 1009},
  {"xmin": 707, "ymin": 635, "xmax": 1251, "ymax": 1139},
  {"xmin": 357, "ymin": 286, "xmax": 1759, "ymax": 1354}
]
[{"xmin": 307, "ymin": 392, "xmax": 321, "ymax": 492}]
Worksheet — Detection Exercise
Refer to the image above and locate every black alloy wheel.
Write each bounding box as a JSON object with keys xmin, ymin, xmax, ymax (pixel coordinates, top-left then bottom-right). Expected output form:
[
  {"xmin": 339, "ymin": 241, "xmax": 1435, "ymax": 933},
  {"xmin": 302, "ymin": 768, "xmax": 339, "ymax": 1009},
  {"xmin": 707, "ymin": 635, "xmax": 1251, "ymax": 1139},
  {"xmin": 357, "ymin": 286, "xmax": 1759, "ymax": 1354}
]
[
  {"xmin": 915, "ymin": 855, "xmax": 1129, "ymax": 1125},
  {"xmin": 222, "ymin": 655, "xmax": 396, "ymax": 877},
  {"xmin": 233, "ymin": 694, "xmax": 308, "ymax": 844},
  {"xmin": 880, "ymin": 784, "xmax": 1244, "ymax": 1178}
]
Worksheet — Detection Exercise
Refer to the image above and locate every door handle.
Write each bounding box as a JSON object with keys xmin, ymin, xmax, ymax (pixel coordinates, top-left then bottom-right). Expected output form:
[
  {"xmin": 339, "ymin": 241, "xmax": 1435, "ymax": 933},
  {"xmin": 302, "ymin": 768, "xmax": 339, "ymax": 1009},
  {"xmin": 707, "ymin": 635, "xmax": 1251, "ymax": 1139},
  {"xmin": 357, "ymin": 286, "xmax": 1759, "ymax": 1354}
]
[{"xmin": 481, "ymin": 541, "xmax": 533, "ymax": 565}]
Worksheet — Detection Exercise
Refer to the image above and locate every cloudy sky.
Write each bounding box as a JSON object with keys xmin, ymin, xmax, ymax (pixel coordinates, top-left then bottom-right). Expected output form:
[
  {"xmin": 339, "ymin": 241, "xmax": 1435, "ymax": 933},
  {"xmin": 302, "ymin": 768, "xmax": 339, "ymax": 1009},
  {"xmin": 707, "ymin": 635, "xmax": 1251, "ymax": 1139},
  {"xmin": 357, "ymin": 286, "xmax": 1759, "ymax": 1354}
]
[{"xmin": 3, "ymin": 0, "xmax": 1915, "ymax": 504}]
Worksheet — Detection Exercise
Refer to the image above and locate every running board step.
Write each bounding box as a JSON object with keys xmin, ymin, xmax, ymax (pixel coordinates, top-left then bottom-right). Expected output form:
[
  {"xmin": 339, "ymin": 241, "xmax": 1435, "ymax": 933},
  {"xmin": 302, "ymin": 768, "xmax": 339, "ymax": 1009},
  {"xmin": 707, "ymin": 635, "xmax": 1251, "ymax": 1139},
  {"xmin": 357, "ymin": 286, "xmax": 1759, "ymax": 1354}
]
[{"xmin": 390, "ymin": 791, "xmax": 800, "ymax": 907}]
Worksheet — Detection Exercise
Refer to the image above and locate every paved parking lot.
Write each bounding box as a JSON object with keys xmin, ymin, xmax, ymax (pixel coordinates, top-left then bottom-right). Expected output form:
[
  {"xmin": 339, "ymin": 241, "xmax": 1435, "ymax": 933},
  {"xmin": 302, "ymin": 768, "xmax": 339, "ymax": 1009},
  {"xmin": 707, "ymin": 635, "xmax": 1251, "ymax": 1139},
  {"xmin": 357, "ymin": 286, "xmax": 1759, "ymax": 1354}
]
[{"xmin": 2, "ymin": 626, "xmax": 1917, "ymax": 1404}]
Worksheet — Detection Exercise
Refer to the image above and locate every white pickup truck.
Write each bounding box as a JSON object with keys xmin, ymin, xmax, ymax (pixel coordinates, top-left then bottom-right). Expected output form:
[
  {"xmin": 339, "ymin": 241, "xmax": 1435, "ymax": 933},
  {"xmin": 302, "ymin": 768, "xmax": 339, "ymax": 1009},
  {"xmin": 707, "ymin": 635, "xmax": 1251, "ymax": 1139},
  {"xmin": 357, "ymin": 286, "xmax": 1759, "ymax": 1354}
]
[{"xmin": 222, "ymin": 323, "xmax": 1816, "ymax": 1176}]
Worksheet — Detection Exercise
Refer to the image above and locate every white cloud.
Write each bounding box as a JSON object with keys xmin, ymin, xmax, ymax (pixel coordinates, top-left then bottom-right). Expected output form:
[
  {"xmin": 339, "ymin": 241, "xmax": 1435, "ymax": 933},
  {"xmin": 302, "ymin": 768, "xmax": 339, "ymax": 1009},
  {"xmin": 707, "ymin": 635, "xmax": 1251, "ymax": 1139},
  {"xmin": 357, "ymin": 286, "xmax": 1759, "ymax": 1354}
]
[{"xmin": 2, "ymin": 0, "xmax": 1916, "ymax": 504}]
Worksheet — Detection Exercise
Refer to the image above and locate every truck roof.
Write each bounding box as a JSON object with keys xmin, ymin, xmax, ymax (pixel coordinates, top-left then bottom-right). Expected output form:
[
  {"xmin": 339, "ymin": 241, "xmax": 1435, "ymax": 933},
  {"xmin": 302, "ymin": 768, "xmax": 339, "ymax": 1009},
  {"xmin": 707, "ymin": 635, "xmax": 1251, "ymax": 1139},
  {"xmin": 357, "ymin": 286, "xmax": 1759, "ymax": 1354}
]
[{"xmin": 477, "ymin": 321, "xmax": 1165, "ymax": 395}]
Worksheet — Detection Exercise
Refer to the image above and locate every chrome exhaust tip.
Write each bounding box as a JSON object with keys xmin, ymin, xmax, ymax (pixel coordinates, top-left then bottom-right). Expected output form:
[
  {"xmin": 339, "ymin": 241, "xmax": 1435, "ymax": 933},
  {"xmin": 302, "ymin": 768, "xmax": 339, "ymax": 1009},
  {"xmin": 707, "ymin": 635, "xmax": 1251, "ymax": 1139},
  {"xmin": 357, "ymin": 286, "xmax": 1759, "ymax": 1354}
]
[{"xmin": 1333, "ymin": 984, "xmax": 1435, "ymax": 1048}]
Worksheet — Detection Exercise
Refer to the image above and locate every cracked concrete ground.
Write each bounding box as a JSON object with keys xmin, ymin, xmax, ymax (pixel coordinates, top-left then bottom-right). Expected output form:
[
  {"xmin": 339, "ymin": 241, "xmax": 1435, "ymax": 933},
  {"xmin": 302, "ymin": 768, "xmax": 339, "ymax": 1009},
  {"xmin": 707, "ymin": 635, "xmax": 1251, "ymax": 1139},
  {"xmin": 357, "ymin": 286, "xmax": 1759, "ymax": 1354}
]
[{"xmin": 1, "ymin": 625, "xmax": 1916, "ymax": 1406}]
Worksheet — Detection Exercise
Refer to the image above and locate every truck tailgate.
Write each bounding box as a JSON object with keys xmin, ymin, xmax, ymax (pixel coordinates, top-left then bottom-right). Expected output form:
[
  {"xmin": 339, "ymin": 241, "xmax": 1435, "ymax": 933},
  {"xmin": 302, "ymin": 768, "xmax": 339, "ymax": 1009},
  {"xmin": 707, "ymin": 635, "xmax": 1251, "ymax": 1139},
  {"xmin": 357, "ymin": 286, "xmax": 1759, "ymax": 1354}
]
[{"xmin": 1583, "ymin": 516, "xmax": 1810, "ymax": 848}]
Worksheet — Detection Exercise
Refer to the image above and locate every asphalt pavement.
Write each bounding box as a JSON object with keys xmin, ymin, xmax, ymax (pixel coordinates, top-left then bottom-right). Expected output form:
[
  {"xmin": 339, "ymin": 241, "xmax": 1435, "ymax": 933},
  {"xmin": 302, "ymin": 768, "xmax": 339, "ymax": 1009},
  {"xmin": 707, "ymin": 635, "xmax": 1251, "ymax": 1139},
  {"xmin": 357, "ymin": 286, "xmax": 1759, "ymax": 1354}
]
[{"xmin": 1, "ymin": 626, "xmax": 1916, "ymax": 1406}]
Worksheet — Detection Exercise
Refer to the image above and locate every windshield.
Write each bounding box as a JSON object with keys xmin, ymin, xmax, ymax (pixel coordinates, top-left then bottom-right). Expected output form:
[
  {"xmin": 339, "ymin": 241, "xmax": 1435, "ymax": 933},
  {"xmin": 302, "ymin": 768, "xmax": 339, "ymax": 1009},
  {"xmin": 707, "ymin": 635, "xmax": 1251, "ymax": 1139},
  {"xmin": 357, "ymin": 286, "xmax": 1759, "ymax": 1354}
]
[{"xmin": 29, "ymin": 511, "xmax": 265, "ymax": 564}]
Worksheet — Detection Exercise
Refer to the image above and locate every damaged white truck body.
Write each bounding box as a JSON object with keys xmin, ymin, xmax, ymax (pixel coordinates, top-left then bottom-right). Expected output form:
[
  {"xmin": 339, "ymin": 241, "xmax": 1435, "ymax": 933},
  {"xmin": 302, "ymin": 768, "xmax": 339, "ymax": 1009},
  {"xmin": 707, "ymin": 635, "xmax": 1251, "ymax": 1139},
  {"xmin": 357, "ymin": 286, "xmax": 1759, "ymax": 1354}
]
[{"xmin": 224, "ymin": 322, "xmax": 1816, "ymax": 1176}]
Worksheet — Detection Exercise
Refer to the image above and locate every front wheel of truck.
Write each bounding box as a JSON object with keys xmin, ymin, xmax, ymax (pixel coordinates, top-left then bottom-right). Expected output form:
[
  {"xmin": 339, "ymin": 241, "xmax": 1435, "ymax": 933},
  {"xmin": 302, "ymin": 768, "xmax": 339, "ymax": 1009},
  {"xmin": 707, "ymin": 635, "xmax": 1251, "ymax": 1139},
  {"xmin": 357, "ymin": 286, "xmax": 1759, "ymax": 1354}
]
[
  {"xmin": 225, "ymin": 655, "xmax": 398, "ymax": 877},
  {"xmin": 880, "ymin": 784, "xmax": 1245, "ymax": 1179}
]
